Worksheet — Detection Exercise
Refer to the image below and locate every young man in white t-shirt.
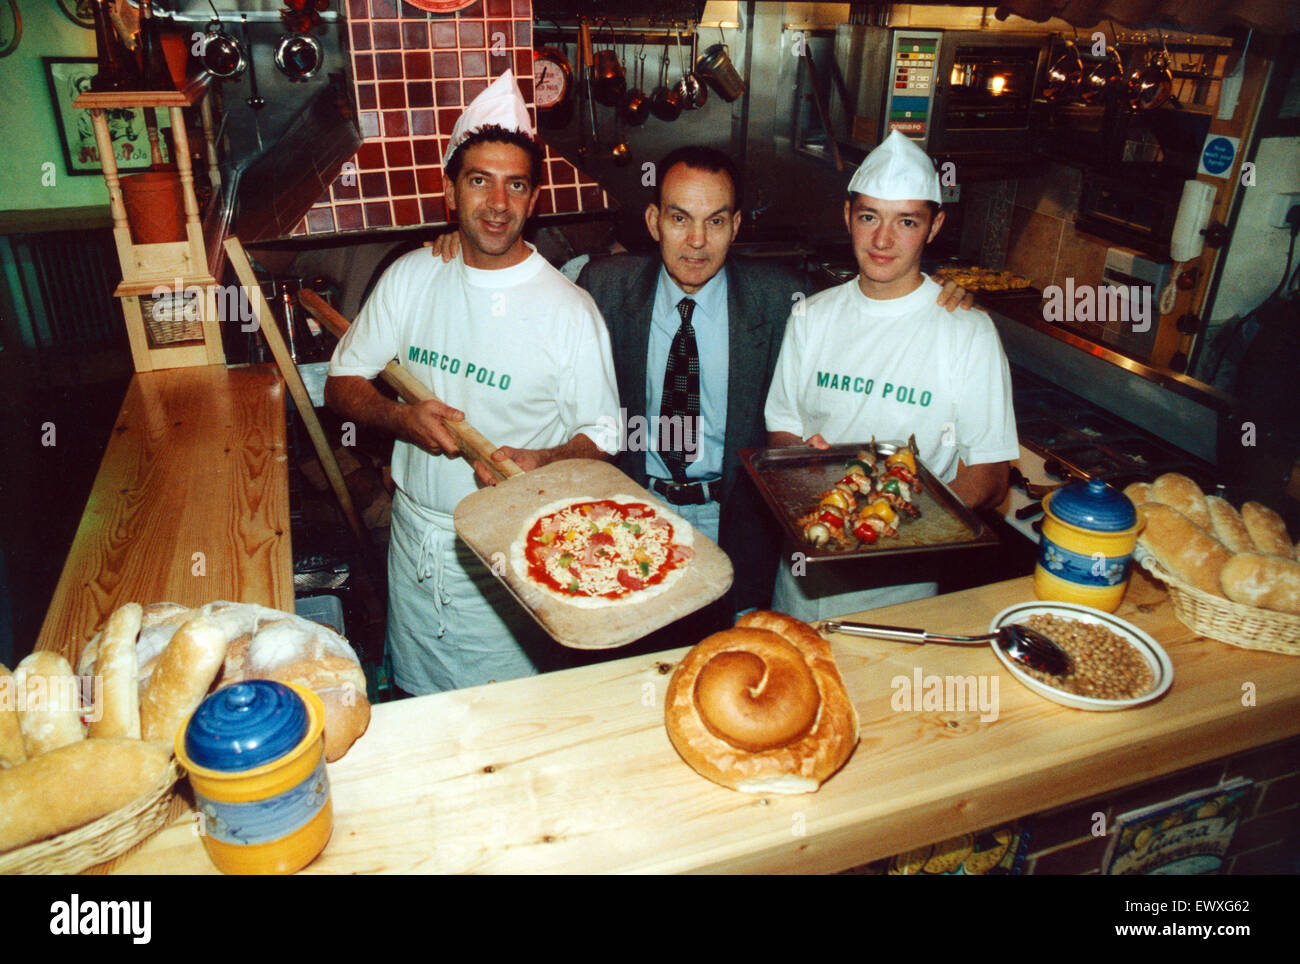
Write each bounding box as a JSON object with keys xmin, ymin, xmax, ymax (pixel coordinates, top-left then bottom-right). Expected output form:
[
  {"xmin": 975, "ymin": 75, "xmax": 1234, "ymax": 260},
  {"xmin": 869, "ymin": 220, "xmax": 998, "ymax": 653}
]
[
  {"xmin": 764, "ymin": 131, "xmax": 1020, "ymax": 619},
  {"xmin": 325, "ymin": 74, "xmax": 621, "ymax": 694}
]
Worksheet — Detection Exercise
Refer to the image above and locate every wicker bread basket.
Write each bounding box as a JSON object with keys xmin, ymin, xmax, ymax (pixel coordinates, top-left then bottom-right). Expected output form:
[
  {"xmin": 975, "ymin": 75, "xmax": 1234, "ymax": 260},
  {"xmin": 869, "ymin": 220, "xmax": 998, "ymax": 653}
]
[
  {"xmin": 0, "ymin": 757, "xmax": 181, "ymax": 875},
  {"xmin": 1136, "ymin": 548, "xmax": 1300, "ymax": 656}
]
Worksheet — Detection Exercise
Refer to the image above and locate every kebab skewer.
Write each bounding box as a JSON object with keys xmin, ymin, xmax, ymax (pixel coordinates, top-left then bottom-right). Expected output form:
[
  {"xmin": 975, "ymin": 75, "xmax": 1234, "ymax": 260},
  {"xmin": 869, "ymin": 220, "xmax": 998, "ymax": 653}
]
[{"xmin": 798, "ymin": 436, "xmax": 923, "ymax": 549}]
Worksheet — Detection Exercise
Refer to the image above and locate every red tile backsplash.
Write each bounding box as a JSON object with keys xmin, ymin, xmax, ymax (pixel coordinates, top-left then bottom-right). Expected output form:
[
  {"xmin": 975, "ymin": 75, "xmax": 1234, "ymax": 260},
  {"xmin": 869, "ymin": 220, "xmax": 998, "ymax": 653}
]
[
  {"xmin": 384, "ymin": 140, "xmax": 413, "ymax": 168},
  {"xmin": 301, "ymin": 0, "xmax": 610, "ymax": 240}
]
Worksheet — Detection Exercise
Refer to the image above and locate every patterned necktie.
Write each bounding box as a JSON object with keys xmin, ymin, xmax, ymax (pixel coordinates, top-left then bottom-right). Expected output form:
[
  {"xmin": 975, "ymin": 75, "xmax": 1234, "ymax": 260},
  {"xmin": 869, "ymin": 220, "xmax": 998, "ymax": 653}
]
[{"xmin": 659, "ymin": 297, "xmax": 699, "ymax": 481}]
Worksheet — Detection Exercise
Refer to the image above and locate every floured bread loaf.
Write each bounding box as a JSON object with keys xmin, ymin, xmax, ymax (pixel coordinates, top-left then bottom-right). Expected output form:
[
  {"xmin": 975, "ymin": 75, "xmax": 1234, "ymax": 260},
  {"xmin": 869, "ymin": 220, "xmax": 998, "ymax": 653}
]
[
  {"xmin": 1137, "ymin": 503, "xmax": 1231, "ymax": 597},
  {"xmin": 1149, "ymin": 473, "xmax": 1211, "ymax": 530},
  {"xmin": 1219, "ymin": 553, "xmax": 1300, "ymax": 614},
  {"xmin": 0, "ymin": 738, "xmax": 170, "ymax": 853},
  {"xmin": 1205, "ymin": 496, "xmax": 1255, "ymax": 554},
  {"xmin": 14, "ymin": 652, "xmax": 85, "ymax": 758},
  {"xmin": 1241, "ymin": 502, "xmax": 1294, "ymax": 558},
  {"xmin": 665, "ymin": 611, "xmax": 859, "ymax": 794}
]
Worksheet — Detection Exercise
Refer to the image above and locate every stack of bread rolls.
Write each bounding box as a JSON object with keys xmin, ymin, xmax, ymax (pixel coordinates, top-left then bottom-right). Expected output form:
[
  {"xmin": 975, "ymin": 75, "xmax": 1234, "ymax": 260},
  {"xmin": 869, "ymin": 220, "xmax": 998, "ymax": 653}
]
[
  {"xmin": 1, "ymin": 604, "xmax": 173, "ymax": 854},
  {"xmin": 75, "ymin": 600, "xmax": 371, "ymax": 763},
  {"xmin": 665, "ymin": 611, "xmax": 859, "ymax": 794},
  {"xmin": 1125, "ymin": 473, "xmax": 1300, "ymax": 615}
]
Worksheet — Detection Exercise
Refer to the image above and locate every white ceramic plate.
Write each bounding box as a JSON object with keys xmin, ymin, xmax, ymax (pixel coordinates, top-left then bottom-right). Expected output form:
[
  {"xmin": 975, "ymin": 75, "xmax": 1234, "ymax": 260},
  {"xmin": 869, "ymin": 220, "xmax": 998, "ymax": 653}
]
[{"xmin": 988, "ymin": 601, "xmax": 1173, "ymax": 711}]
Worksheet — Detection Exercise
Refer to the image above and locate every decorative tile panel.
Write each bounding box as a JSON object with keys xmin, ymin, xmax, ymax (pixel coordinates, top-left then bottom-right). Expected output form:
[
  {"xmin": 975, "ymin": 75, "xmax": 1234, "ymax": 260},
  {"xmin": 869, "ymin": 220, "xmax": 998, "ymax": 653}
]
[{"xmin": 293, "ymin": 0, "xmax": 609, "ymax": 238}]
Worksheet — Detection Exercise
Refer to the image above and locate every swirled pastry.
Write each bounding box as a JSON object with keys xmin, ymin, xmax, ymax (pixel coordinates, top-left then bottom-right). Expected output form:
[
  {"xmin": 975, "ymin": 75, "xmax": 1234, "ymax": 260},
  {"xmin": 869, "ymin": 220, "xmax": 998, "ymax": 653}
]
[{"xmin": 665, "ymin": 611, "xmax": 859, "ymax": 794}]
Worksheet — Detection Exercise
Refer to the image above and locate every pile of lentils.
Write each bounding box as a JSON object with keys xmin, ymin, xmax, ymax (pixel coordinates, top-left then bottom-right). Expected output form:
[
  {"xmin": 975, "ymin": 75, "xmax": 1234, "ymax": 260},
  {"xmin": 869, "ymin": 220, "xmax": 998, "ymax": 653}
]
[{"xmin": 1020, "ymin": 614, "xmax": 1154, "ymax": 700}]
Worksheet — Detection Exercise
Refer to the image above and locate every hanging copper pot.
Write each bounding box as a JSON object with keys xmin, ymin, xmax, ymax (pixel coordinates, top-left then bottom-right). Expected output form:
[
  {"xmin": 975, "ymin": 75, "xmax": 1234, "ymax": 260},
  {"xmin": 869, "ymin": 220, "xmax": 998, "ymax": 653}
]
[
  {"xmin": 619, "ymin": 46, "xmax": 650, "ymax": 126},
  {"xmin": 591, "ymin": 23, "xmax": 626, "ymax": 107},
  {"xmin": 649, "ymin": 43, "xmax": 682, "ymax": 121},
  {"xmin": 1080, "ymin": 45, "xmax": 1125, "ymax": 105},
  {"xmin": 1127, "ymin": 44, "xmax": 1173, "ymax": 111},
  {"xmin": 1042, "ymin": 40, "xmax": 1083, "ymax": 103}
]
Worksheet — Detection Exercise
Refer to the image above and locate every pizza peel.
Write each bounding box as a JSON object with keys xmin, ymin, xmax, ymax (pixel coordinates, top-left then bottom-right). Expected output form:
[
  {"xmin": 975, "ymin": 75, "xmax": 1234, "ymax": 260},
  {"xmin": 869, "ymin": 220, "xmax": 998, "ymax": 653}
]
[{"xmin": 299, "ymin": 290, "xmax": 733, "ymax": 649}]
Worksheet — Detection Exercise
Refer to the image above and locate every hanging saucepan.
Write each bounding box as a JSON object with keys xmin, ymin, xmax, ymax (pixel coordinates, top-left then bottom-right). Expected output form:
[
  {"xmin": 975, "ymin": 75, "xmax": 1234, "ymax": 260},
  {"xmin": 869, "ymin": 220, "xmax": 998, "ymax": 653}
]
[
  {"xmin": 1127, "ymin": 42, "xmax": 1174, "ymax": 111},
  {"xmin": 200, "ymin": 19, "xmax": 247, "ymax": 80},
  {"xmin": 695, "ymin": 27, "xmax": 745, "ymax": 102},
  {"xmin": 1080, "ymin": 45, "xmax": 1125, "ymax": 105},
  {"xmin": 649, "ymin": 41, "xmax": 682, "ymax": 121},
  {"xmin": 676, "ymin": 30, "xmax": 707, "ymax": 111},
  {"xmin": 592, "ymin": 21, "xmax": 625, "ymax": 107},
  {"xmin": 1042, "ymin": 39, "xmax": 1083, "ymax": 103},
  {"xmin": 274, "ymin": 32, "xmax": 323, "ymax": 82},
  {"xmin": 619, "ymin": 44, "xmax": 650, "ymax": 126}
]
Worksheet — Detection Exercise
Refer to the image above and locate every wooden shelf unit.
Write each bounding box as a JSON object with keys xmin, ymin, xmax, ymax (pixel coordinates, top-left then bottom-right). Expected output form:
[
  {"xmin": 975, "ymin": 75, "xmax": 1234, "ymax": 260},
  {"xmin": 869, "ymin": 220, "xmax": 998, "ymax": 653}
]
[{"xmin": 73, "ymin": 78, "xmax": 226, "ymax": 372}]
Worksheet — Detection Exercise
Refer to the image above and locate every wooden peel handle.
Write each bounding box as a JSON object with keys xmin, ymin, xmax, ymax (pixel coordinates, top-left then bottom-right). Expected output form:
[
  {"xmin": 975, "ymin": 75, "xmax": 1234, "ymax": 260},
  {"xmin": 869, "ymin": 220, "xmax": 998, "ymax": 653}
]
[{"xmin": 299, "ymin": 289, "xmax": 524, "ymax": 480}]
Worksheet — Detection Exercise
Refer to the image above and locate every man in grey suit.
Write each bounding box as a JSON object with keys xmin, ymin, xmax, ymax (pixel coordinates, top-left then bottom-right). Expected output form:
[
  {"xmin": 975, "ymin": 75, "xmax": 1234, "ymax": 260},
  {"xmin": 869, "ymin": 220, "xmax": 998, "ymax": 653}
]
[{"xmin": 576, "ymin": 147, "xmax": 800, "ymax": 615}]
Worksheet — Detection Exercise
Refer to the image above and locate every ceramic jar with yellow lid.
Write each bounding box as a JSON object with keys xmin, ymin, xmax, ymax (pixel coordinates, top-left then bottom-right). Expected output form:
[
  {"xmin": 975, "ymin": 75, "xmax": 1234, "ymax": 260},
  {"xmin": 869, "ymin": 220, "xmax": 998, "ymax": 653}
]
[
  {"xmin": 176, "ymin": 680, "xmax": 332, "ymax": 875},
  {"xmin": 1034, "ymin": 478, "xmax": 1144, "ymax": 612}
]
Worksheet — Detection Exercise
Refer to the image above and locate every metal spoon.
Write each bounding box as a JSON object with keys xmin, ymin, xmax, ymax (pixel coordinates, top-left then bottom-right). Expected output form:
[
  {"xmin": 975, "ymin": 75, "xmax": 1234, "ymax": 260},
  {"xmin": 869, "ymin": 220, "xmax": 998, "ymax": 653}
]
[{"xmin": 818, "ymin": 620, "xmax": 1074, "ymax": 676}]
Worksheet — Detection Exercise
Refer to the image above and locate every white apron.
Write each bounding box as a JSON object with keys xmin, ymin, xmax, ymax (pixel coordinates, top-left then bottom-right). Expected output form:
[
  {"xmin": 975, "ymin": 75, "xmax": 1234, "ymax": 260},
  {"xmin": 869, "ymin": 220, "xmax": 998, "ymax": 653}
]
[{"xmin": 386, "ymin": 488, "xmax": 551, "ymax": 694}]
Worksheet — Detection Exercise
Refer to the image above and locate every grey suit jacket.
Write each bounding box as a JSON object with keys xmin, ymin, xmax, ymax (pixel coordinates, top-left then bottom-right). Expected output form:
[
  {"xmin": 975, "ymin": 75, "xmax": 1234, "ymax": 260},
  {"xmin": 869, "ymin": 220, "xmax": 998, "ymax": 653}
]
[{"xmin": 576, "ymin": 253, "xmax": 808, "ymax": 610}]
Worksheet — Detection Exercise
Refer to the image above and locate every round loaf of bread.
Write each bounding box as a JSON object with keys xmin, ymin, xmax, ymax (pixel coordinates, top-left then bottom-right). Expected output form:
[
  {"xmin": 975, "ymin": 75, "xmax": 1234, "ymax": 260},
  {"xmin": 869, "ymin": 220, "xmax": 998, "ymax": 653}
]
[{"xmin": 665, "ymin": 611, "xmax": 859, "ymax": 794}]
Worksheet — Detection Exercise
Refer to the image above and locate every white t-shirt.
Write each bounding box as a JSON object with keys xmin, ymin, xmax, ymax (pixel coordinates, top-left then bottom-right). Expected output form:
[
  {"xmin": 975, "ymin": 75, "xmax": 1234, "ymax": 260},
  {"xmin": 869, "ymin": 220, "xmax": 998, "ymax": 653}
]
[
  {"xmin": 765, "ymin": 275, "xmax": 1019, "ymax": 480},
  {"xmin": 329, "ymin": 246, "xmax": 621, "ymax": 516}
]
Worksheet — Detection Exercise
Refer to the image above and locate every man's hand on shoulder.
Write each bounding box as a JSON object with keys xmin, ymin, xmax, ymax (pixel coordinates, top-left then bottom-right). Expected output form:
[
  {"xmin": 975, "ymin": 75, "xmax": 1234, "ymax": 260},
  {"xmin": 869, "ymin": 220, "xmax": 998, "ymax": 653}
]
[
  {"xmin": 425, "ymin": 230, "xmax": 460, "ymax": 263},
  {"xmin": 768, "ymin": 430, "xmax": 830, "ymax": 450},
  {"xmin": 931, "ymin": 277, "xmax": 975, "ymax": 312}
]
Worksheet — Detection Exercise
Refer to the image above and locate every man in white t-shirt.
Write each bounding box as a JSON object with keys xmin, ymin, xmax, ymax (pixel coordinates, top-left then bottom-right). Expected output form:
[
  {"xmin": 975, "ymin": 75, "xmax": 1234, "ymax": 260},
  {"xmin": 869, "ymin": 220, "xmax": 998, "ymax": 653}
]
[
  {"xmin": 765, "ymin": 130, "xmax": 1020, "ymax": 619},
  {"xmin": 325, "ymin": 73, "xmax": 621, "ymax": 694}
]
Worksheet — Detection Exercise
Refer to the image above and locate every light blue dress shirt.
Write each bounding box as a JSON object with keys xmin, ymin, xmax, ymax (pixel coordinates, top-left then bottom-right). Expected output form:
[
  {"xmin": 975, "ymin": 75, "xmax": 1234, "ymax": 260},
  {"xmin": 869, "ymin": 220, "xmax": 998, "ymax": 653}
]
[{"xmin": 645, "ymin": 265, "xmax": 729, "ymax": 483}]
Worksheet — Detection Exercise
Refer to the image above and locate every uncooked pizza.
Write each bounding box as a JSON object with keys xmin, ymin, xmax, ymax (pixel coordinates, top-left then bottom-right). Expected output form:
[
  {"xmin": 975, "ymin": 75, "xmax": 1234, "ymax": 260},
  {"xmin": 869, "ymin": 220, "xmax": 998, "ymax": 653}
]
[
  {"xmin": 510, "ymin": 496, "xmax": 696, "ymax": 608},
  {"xmin": 933, "ymin": 265, "xmax": 1032, "ymax": 291}
]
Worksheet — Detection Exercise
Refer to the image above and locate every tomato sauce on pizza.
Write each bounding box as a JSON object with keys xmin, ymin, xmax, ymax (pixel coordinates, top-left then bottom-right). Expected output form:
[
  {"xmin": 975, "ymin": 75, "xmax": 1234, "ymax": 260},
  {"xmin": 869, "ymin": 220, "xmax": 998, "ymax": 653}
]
[{"xmin": 517, "ymin": 497, "xmax": 695, "ymax": 603}]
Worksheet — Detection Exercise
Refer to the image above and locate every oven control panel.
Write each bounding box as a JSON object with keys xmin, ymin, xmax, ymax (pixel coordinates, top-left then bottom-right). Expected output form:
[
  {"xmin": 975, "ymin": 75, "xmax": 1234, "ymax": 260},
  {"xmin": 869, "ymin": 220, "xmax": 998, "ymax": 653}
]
[{"xmin": 884, "ymin": 30, "xmax": 942, "ymax": 147}]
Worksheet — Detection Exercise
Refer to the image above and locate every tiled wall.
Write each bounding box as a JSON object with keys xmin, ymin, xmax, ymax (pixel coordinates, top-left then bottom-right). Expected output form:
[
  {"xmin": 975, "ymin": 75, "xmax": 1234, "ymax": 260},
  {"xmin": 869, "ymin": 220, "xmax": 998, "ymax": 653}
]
[
  {"xmin": 960, "ymin": 161, "xmax": 1158, "ymax": 359},
  {"xmin": 844, "ymin": 735, "xmax": 1300, "ymax": 875},
  {"xmin": 291, "ymin": 0, "xmax": 609, "ymax": 237}
]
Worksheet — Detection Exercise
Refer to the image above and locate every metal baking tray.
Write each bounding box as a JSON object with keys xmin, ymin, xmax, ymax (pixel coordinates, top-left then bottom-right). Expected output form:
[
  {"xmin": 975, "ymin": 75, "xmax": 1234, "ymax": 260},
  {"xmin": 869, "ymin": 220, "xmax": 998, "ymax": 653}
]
[{"xmin": 741, "ymin": 442, "xmax": 998, "ymax": 563}]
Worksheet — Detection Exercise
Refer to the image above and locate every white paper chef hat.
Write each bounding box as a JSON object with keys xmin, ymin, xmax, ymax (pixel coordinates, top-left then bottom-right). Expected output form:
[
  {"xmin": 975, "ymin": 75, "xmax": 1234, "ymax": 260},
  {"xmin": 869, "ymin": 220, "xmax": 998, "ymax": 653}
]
[
  {"xmin": 443, "ymin": 70, "xmax": 535, "ymax": 167},
  {"xmin": 847, "ymin": 129, "xmax": 941, "ymax": 203}
]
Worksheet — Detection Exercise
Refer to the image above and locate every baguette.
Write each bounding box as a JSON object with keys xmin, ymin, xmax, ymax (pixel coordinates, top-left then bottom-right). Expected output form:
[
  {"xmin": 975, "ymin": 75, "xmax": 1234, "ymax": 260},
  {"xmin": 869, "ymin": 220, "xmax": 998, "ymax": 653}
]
[
  {"xmin": 1137, "ymin": 502, "xmax": 1232, "ymax": 597},
  {"xmin": 0, "ymin": 738, "xmax": 170, "ymax": 853},
  {"xmin": 1219, "ymin": 552, "xmax": 1300, "ymax": 615},
  {"xmin": 140, "ymin": 616, "xmax": 228, "ymax": 747},
  {"xmin": 1241, "ymin": 501, "xmax": 1294, "ymax": 557},
  {"xmin": 1205, "ymin": 496, "xmax": 1256, "ymax": 554},
  {"xmin": 15, "ymin": 652, "xmax": 85, "ymax": 758},
  {"xmin": 0, "ymin": 665, "xmax": 26, "ymax": 769},
  {"xmin": 89, "ymin": 603, "xmax": 142, "ymax": 740},
  {"xmin": 1150, "ymin": 473, "xmax": 1211, "ymax": 530}
]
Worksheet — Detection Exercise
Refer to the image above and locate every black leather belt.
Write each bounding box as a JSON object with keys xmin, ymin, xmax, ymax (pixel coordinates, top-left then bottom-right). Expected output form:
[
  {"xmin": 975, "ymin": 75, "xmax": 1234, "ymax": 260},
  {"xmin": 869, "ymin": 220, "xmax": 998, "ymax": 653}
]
[{"xmin": 649, "ymin": 477, "xmax": 720, "ymax": 506}]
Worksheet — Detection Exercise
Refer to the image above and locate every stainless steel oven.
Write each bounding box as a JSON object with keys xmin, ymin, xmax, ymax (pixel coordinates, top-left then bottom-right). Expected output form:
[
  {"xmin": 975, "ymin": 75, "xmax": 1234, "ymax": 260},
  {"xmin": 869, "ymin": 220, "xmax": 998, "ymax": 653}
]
[{"xmin": 830, "ymin": 26, "xmax": 1048, "ymax": 165}]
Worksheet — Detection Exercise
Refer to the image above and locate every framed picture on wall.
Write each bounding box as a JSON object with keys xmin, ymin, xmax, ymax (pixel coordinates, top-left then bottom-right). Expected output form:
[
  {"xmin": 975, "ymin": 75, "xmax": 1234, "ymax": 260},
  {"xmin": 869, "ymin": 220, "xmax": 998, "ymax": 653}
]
[{"xmin": 43, "ymin": 57, "xmax": 172, "ymax": 176}]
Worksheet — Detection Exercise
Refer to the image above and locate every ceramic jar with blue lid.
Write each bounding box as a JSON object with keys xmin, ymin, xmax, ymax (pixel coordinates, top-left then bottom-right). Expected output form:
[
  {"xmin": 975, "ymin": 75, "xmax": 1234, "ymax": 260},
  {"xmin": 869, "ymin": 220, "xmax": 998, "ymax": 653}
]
[
  {"xmin": 176, "ymin": 680, "xmax": 333, "ymax": 874},
  {"xmin": 1034, "ymin": 478, "xmax": 1145, "ymax": 613}
]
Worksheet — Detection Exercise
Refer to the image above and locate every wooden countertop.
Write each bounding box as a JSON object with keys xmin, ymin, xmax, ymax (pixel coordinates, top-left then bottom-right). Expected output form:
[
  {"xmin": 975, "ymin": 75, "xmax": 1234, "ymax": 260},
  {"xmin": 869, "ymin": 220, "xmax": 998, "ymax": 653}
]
[
  {"xmin": 36, "ymin": 364, "xmax": 293, "ymax": 665},
  {"xmin": 111, "ymin": 569, "xmax": 1300, "ymax": 874}
]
